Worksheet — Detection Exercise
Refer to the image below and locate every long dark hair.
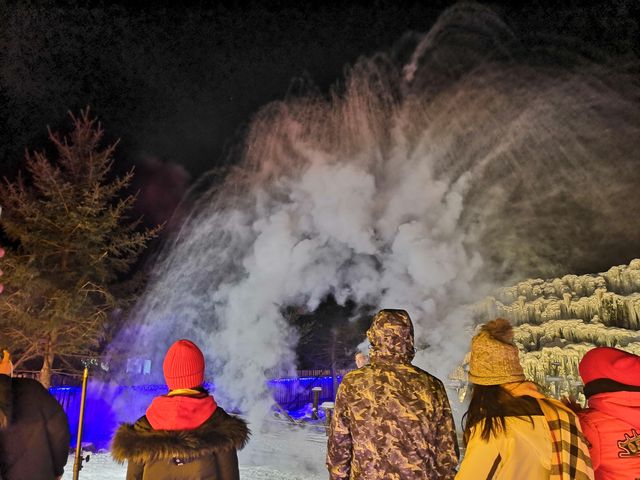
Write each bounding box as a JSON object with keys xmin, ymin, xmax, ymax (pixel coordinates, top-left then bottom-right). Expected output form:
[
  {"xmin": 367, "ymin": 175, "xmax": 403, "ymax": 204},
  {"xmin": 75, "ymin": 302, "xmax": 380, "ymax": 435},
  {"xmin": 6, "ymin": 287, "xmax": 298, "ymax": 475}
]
[{"xmin": 462, "ymin": 383, "xmax": 543, "ymax": 444}]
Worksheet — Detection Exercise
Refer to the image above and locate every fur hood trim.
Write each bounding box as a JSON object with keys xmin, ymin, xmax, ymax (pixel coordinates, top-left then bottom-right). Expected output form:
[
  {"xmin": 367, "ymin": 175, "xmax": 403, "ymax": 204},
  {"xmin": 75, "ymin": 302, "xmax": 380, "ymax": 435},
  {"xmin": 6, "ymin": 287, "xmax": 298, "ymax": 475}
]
[
  {"xmin": 0, "ymin": 375, "xmax": 12, "ymax": 429},
  {"xmin": 111, "ymin": 407, "xmax": 249, "ymax": 464}
]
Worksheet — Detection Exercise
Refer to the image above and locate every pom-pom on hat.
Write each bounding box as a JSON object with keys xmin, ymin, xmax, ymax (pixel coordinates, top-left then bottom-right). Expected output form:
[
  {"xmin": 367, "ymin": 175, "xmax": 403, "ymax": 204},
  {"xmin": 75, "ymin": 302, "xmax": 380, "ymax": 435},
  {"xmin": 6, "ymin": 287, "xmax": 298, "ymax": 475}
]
[
  {"xmin": 579, "ymin": 347, "xmax": 640, "ymax": 387},
  {"xmin": 468, "ymin": 318, "xmax": 525, "ymax": 386},
  {"xmin": 163, "ymin": 339, "xmax": 205, "ymax": 390}
]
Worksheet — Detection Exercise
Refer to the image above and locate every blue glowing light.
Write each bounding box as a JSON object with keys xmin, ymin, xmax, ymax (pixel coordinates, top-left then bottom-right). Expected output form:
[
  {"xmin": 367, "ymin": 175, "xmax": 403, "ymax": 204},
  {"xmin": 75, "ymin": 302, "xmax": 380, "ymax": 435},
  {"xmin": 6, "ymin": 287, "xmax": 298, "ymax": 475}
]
[{"xmin": 50, "ymin": 375, "xmax": 343, "ymax": 448}]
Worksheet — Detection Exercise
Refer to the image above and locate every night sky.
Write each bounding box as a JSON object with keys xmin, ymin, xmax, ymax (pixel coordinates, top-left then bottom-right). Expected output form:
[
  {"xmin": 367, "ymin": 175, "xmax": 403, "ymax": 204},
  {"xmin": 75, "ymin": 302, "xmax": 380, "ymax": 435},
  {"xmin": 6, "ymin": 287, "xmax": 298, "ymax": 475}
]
[
  {"xmin": 1, "ymin": 0, "xmax": 638, "ymax": 234},
  {"xmin": 2, "ymin": 0, "xmax": 640, "ymax": 394}
]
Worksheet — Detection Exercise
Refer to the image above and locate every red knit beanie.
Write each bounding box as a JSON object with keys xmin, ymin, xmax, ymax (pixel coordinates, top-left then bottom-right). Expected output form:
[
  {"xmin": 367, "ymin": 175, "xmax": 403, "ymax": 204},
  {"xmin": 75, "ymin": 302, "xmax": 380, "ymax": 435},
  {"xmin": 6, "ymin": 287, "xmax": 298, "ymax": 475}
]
[
  {"xmin": 579, "ymin": 347, "xmax": 640, "ymax": 387},
  {"xmin": 163, "ymin": 339, "xmax": 205, "ymax": 390}
]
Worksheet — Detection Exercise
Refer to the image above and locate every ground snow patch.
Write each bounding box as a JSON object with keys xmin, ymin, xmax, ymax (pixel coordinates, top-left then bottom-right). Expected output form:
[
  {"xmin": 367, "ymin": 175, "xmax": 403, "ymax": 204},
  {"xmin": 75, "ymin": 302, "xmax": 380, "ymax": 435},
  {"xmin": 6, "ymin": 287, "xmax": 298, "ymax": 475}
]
[{"xmin": 62, "ymin": 454, "xmax": 326, "ymax": 480}]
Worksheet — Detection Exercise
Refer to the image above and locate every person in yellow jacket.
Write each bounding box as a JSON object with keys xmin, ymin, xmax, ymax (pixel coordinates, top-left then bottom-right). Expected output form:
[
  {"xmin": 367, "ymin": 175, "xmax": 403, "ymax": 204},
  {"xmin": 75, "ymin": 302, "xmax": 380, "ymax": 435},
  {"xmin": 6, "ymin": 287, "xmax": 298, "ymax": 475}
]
[{"xmin": 456, "ymin": 318, "xmax": 594, "ymax": 480}]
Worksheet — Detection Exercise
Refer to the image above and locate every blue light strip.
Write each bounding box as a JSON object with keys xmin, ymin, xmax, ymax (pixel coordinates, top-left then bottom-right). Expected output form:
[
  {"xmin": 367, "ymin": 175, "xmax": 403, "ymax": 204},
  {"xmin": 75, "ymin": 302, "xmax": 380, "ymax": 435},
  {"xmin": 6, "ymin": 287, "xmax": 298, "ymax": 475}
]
[{"xmin": 49, "ymin": 375, "xmax": 344, "ymax": 448}]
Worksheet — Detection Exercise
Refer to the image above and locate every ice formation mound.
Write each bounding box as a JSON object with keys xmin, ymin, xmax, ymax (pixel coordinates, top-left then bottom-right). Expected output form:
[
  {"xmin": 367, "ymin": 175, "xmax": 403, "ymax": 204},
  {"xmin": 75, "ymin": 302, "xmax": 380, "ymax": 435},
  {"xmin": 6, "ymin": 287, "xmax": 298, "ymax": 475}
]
[{"xmin": 453, "ymin": 259, "xmax": 640, "ymax": 400}]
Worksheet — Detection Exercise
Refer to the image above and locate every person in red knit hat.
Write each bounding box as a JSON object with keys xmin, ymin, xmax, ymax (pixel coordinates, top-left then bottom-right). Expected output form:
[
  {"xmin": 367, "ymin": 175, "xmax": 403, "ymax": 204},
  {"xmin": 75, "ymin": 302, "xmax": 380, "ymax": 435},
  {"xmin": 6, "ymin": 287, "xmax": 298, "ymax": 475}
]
[
  {"xmin": 112, "ymin": 339, "xmax": 250, "ymax": 480},
  {"xmin": 577, "ymin": 347, "xmax": 640, "ymax": 480}
]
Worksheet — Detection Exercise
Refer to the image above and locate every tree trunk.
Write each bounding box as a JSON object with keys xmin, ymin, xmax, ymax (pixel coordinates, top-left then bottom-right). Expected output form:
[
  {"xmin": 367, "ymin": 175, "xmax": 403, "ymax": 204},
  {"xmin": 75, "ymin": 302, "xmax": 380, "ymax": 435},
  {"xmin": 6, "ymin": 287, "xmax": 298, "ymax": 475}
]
[{"xmin": 39, "ymin": 332, "xmax": 56, "ymax": 388}]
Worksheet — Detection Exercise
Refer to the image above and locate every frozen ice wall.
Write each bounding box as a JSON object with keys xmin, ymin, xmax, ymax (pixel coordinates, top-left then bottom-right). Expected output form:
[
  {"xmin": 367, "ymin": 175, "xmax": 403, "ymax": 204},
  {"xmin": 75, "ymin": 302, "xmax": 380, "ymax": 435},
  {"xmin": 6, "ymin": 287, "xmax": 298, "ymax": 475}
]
[{"xmin": 111, "ymin": 3, "xmax": 639, "ymax": 474}]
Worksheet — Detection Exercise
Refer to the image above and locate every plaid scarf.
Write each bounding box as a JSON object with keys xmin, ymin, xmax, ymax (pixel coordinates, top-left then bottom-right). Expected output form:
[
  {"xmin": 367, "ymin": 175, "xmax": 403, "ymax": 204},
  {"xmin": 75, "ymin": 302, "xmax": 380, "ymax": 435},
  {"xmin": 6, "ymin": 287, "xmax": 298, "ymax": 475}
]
[{"xmin": 505, "ymin": 382, "xmax": 594, "ymax": 480}]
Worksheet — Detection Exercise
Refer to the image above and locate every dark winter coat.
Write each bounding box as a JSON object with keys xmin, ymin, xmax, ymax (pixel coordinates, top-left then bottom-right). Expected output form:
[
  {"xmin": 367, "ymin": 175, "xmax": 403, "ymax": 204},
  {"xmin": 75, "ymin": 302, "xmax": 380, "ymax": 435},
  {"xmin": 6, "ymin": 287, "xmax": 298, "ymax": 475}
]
[
  {"xmin": 111, "ymin": 406, "xmax": 250, "ymax": 480},
  {"xmin": 0, "ymin": 374, "xmax": 70, "ymax": 480},
  {"xmin": 327, "ymin": 309, "xmax": 460, "ymax": 480}
]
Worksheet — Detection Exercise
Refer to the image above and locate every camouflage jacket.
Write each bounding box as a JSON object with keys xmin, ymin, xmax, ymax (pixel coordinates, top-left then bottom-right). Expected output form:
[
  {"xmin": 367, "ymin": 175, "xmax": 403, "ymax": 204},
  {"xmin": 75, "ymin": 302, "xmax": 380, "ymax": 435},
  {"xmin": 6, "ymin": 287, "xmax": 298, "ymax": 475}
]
[{"xmin": 327, "ymin": 309, "xmax": 459, "ymax": 480}]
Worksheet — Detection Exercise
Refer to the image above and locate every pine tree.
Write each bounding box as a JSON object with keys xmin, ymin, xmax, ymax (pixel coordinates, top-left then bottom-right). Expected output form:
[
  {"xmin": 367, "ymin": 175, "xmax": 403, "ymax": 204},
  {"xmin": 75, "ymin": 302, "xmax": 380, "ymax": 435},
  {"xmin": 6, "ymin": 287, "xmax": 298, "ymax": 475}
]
[{"xmin": 0, "ymin": 110, "xmax": 159, "ymax": 387}]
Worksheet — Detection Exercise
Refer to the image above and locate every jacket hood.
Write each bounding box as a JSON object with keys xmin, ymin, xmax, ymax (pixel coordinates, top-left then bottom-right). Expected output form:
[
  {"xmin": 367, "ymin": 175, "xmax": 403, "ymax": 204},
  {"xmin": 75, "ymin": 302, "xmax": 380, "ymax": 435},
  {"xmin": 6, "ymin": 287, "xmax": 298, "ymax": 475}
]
[
  {"xmin": 367, "ymin": 309, "xmax": 415, "ymax": 364},
  {"xmin": 146, "ymin": 393, "xmax": 217, "ymax": 431},
  {"xmin": 111, "ymin": 407, "xmax": 250, "ymax": 464},
  {"xmin": 0, "ymin": 374, "xmax": 12, "ymax": 429},
  {"xmin": 587, "ymin": 391, "xmax": 640, "ymax": 428}
]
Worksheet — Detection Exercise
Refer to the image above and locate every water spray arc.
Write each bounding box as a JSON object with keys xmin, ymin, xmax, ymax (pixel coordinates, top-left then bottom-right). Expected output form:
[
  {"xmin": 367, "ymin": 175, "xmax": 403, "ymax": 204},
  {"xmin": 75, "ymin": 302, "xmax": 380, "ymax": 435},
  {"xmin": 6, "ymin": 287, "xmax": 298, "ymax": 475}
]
[{"xmin": 110, "ymin": 3, "xmax": 640, "ymax": 474}]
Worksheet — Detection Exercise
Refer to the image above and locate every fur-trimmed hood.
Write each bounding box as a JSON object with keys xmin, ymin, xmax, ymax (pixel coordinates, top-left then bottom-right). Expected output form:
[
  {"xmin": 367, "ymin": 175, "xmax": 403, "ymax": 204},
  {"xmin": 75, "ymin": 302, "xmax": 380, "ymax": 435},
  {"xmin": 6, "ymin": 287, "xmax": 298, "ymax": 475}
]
[
  {"xmin": 111, "ymin": 407, "xmax": 250, "ymax": 464},
  {"xmin": 0, "ymin": 374, "xmax": 13, "ymax": 429}
]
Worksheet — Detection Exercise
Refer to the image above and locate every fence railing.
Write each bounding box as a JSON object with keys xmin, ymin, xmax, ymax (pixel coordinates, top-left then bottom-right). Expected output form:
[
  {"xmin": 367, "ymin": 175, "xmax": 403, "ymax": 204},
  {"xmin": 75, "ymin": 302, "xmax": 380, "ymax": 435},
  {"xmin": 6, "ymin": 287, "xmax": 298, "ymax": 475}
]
[
  {"xmin": 268, "ymin": 371, "xmax": 349, "ymax": 410},
  {"xmin": 48, "ymin": 370, "xmax": 352, "ymax": 447},
  {"xmin": 49, "ymin": 371, "xmax": 350, "ymax": 412},
  {"xmin": 15, "ymin": 370, "xmax": 82, "ymax": 386}
]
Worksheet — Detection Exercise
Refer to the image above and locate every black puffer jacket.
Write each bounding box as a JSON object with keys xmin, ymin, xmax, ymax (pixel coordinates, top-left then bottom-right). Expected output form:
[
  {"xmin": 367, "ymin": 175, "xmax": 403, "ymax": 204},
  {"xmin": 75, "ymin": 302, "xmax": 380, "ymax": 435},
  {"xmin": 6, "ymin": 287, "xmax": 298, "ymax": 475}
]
[
  {"xmin": 0, "ymin": 374, "xmax": 70, "ymax": 480},
  {"xmin": 111, "ymin": 407, "xmax": 250, "ymax": 480}
]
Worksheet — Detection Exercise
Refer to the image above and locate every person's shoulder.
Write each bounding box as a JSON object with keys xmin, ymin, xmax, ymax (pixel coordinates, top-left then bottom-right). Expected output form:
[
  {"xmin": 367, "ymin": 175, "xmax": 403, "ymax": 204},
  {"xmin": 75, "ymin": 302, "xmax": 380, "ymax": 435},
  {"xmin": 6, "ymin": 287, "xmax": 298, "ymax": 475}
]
[
  {"xmin": 112, "ymin": 415, "xmax": 152, "ymax": 442},
  {"xmin": 132, "ymin": 415, "xmax": 153, "ymax": 431},
  {"xmin": 202, "ymin": 407, "xmax": 250, "ymax": 449},
  {"xmin": 577, "ymin": 407, "xmax": 614, "ymax": 426},
  {"xmin": 111, "ymin": 415, "xmax": 154, "ymax": 463},
  {"xmin": 343, "ymin": 367, "xmax": 367, "ymax": 379},
  {"xmin": 410, "ymin": 365, "xmax": 446, "ymax": 387},
  {"xmin": 112, "ymin": 408, "xmax": 250, "ymax": 464},
  {"xmin": 12, "ymin": 377, "xmax": 56, "ymax": 401},
  {"xmin": 112, "ymin": 415, "xmax": 147, "ymax": 463},
  {"xmin": 339, "ymin": 365, "xmax": 372, "ymax": 387},
  {"xmin": 12, "ymin": 376, "xmax": 47, "ymax": 391},
  {"xmin": 9, "ymin": 378, "xmax": 64, "ymax": 419}
]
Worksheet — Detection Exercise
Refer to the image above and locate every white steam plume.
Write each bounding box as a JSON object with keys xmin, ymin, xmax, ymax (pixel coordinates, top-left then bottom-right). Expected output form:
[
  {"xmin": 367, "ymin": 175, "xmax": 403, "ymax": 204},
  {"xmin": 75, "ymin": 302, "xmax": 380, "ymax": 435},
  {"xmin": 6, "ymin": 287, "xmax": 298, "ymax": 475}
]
[{"xmin": 112, "ymin": 3, "xmax": 639, "ymax": 474}]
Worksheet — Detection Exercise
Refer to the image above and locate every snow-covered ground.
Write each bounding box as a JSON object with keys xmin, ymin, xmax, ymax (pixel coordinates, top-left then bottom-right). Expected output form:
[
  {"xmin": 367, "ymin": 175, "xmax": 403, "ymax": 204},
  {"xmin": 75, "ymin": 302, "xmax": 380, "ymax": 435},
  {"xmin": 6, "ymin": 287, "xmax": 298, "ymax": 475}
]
[
  {"xmin": 61, "ymin": 455, "xmax": 123, "ymax": 480},
  {"xmin": 62, "ymin": 456, "xmax": 323, "ymax": 480},
  {"xmin": 63, "ymin": 418, "xmax": 328, "ymax": 480}
]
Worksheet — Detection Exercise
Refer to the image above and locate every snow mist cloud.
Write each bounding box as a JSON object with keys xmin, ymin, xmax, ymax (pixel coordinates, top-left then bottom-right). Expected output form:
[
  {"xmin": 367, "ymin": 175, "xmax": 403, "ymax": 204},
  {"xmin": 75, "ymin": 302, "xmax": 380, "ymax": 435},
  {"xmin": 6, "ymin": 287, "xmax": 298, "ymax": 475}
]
[{"xmin": 111, "ymin": 3, "xmax": 639, "ymax": 473}]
